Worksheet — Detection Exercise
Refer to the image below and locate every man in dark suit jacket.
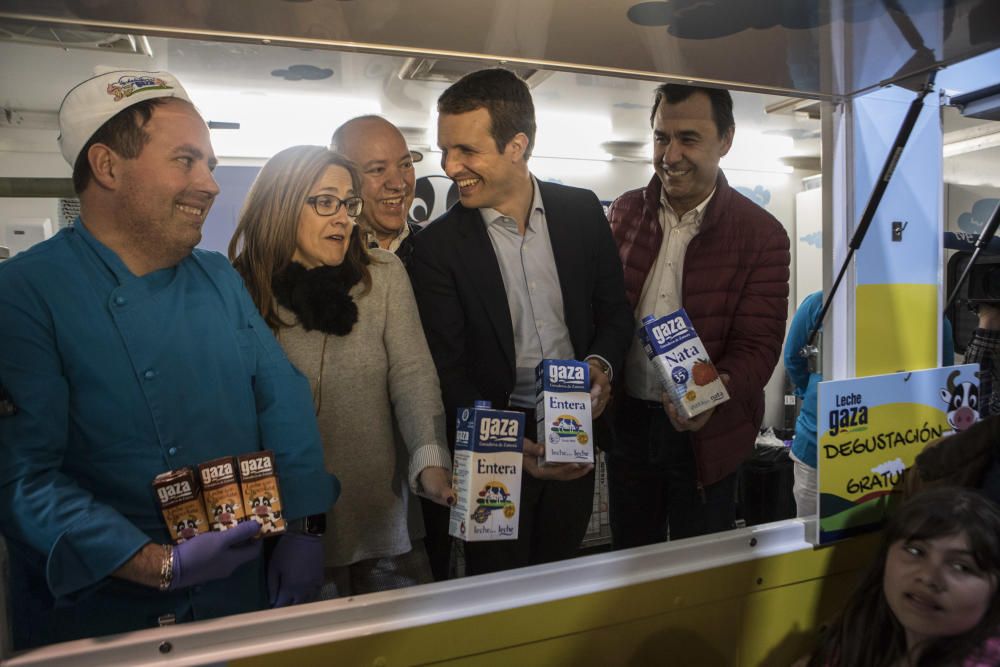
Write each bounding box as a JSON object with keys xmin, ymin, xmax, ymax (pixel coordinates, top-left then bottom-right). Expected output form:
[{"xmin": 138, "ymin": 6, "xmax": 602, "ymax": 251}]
[{"xmin": 409, "ymin": 68, "xmax": 633, "ymax": 575}]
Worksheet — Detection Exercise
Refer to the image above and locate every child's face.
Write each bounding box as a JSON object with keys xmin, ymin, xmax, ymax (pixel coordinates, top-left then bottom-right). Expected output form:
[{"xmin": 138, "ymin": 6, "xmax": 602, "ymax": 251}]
[{"xmin": 883, "ymin": 532, "xmax": 997, "ymax": 649}]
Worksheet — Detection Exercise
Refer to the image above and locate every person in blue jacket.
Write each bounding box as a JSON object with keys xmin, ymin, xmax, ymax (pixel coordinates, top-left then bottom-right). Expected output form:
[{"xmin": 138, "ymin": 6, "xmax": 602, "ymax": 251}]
[
  {"xmin": 0, "ymin": 70, "xmax": 339, "ymax": 649},
  {"xmin": 784, "ymin": 291, "xmax": 824, "ymax": 517}
]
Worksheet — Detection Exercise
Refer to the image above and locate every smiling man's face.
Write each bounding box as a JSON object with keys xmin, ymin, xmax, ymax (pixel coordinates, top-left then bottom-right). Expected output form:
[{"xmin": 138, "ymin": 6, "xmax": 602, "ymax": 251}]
[
  {"xmin": 114, "ymin": 98, "xmax": 219, "ymax": 265},
  {"xmin": 652, "ymin": 90, "xmax": 733, "ymax": 217},
  {"xmin": 335, "ymin": 117, "xmax": 415, "ymax": 245}
]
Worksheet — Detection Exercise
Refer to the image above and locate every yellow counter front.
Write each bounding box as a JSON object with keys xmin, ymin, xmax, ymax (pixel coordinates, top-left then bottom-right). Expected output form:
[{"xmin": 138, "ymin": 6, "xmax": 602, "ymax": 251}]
[{"xmin": 2, "ymin": 520, "xmax": 877, "ymax": 667}]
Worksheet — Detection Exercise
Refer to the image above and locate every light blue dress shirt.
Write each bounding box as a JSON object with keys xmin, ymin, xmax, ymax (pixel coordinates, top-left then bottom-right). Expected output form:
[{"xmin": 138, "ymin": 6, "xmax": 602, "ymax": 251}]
[
  {"xmin": 481, "ymin": 178, "xmax": 576, "ymax": 407},
  {"xmin": 0, "ymin": 219, "xmax": 338, "ymax": 648}
]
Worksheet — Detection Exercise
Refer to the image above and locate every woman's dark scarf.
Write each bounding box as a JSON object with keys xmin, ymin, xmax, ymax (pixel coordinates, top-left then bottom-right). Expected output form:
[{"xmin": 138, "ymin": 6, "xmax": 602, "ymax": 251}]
[{"xmin": 272, "ymin": 261, "xmax": 361, "ymax": 336}]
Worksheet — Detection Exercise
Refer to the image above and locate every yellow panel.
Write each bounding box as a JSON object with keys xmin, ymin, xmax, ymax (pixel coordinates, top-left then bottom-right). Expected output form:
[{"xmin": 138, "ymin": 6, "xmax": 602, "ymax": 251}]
[
  {"xmin": 740, "ymin": 571, "xmax": 858, "ymax": 666},
  {"xmin": 234, "ymin": 534, "xmax": 878, "ymax": 667},
  {"xmin": 424, "ymin": 574, "xmax": 861, "ymax": 667},
  {"xmin": 856, "ymin": 283, "xmax": 938, "ymax": 377},
  {"xmin": 426, "ymin": 600, "xmax": 743, "ymax": 667}
]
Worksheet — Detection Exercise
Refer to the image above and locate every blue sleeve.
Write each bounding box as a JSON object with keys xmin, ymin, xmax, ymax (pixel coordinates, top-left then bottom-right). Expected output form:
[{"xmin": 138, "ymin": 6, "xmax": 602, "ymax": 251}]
[
  {"xmin": 942, "ymin": 316, "xmax": 955, "ymax": 366},
  {"xmin": 232, "ymin": 271, "xmax": 340, "ymax": 520},
  {"xmin": 0, "ymin": 262, "xmax": 149, "ymax": 599},
  {"xmin": 784, "ymin": 291, "xmax": 824, "ymax": 396}
]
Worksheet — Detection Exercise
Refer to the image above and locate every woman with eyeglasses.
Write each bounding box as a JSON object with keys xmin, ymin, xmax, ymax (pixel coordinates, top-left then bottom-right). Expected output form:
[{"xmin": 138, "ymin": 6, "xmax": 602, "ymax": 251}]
[{"xmin": 229, "ymin": 146, "xmax": 454, "ymax": 598}]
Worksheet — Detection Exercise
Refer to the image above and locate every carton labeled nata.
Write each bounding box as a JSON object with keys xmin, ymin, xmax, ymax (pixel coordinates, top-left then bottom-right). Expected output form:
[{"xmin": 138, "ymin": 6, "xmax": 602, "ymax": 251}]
[
  {"xmin": 449, "ymin": 401, "xmax": 524, "ymax": 542},
  {"xmin": 639, "ymin": 309, "xmax": 729, "ymax": 419},
  {"xmin": 535, "ymin": 359, "xmax": 594, "ymax": 464}
]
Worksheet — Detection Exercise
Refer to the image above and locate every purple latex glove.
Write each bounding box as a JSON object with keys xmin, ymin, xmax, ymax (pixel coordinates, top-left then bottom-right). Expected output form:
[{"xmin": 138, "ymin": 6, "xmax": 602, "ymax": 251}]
[
  {"xmin": 170, "ymin": 520, "xmax": 262, "ymax": 590},
  {"xmin": 268, "ymin": 532, "xmax": 324, "ymax": 607}
]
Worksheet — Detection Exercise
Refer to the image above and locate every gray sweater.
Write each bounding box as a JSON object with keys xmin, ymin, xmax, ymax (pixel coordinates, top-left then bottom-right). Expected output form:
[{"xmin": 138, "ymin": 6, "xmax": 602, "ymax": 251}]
[{"xmin": 277, "ymin": 250, "xmax": 451, "ymax": 566}]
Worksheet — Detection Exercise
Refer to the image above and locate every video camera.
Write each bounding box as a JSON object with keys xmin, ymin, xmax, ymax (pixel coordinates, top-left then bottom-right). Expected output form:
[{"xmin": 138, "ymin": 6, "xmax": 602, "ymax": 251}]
[{"xmin": 966, "ymin": 256, "xmax": 1000, "ymax": 305}]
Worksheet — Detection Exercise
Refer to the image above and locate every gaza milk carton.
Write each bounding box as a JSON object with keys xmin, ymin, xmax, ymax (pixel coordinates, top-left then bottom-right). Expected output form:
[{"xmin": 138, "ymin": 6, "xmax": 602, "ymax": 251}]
[
  {"xmin": 449, "ymin": 401, "xmax": 525, "ymax": 542},
  {"xmin": 237, "ymin": 450, "xmax": 286, "ymax": 536},
  {"xmin": 153, "ymin": 467, "xmax": 210, "ymax": 544},
  {"xmin": 197, "ymin": 456, "xmax": 246, "ymax": 532},
  {"xmin": 535, "ymin": 359, "xmax": 594, "ymax": 464},
  {"xmin": 639, "ymin": 309, "xmax": 729, "ymax": 419}
]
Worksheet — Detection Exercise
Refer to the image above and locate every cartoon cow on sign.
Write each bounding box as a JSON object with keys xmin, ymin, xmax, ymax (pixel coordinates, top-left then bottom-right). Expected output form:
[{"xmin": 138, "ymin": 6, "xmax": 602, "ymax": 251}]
[{"xmin": 940, "ymin": 369, "xmax": 979, "ymax": 432}]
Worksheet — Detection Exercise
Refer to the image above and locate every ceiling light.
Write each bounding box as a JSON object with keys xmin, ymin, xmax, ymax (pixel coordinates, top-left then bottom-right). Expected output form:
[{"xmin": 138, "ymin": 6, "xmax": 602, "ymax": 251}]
[
  {"xmin": 764, "ymin": 97, "xmax": 821, "ymax": 120},
  {"xmin": 534, "ymin": 111, "xmax": 613, "ymax": 161},
  {"xmin": 397, "ymin": 58, "xmax": 551, "ymax": 87},
  {"xmin": 187, "ymin": 86, "xmax": 380, "ymax": 159},
  {"xmin": 600, "ymin": 140, "xmax": 651, "ymax": 162},
  {"xmin": 722, "ymin": 130, "xmax": 794, "ymax": 174}
]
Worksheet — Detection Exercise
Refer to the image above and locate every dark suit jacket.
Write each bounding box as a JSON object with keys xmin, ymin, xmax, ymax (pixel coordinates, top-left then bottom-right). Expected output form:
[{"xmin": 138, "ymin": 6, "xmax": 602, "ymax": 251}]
[
  {"xmin": 366, "ymin": 221, "xmax": 421, "ymax": 268},
  {"xmin": 409, "ymin": 179, "xmax": 633, "ymax": 446}
]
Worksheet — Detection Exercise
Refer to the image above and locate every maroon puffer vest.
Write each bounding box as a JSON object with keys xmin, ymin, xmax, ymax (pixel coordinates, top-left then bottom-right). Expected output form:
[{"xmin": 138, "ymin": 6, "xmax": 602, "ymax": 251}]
[{"xmin": 609, "ymin": 172, "xmax": 791, "ymax": 485}]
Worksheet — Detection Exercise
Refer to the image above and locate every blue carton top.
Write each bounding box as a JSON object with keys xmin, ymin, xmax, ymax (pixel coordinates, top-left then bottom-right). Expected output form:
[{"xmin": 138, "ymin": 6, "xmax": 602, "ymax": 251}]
[
  {"xmin": 638, "ymin": 309, "xmax": 698, "ymax": 355},
  {"xmin": 535, "ymin": 359, "xmax": 590, "ymax": 393},
  {"xmin": 454, "ymin": 405, "xmax": 525, "ymax": 454}
]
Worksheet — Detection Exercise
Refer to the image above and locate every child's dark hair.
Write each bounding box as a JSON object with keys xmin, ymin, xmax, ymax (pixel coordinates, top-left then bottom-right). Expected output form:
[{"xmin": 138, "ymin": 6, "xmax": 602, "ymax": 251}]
[{"xmin": 809, "ymin": 487, "xmax": 1000, "ymax": 667}]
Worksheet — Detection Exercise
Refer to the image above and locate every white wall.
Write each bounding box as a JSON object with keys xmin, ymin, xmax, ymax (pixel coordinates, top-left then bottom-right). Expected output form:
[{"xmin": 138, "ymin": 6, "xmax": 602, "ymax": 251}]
[
  {"xmin": 0, "ymin": 127, "xmax": 69, "ymax": 177},
  {"xmin": 795, "ymin": 186, "xmax": 823, "ymax": 307},
  {"xmin": 0, "ymin": 198, "xmax": 60, "ymax": 259},
  {"xmin": 0, "ymin": 134, "xmax": 73, "ymax": 260}
]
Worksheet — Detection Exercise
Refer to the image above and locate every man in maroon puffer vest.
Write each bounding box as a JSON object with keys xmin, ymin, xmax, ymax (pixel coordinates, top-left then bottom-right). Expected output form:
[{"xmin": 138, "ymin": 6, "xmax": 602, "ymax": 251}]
[{"xmin": 607, "ymin": 84, "xmax": 790, "ymax": 547}]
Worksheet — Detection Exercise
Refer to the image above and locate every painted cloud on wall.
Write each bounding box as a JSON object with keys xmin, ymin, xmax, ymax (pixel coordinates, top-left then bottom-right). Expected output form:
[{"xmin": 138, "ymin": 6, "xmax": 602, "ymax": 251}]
[
  {"xmin": 736, "ymin": 185, "xmax": 771, "ymax": 208},
  {"xmin": 800, "ymin": 231, "xmax": 822, "ymax": 249},
  {"xmin": 957, "ymin": 198, "xmax": 1000, "ymax": 234}
]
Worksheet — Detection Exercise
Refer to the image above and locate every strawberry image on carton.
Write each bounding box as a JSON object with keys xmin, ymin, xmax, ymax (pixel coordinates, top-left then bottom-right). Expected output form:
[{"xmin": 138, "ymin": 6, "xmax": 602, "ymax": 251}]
[{"xmin": 639, "ymin": 309, "xmax": 729, "ymax": 419}]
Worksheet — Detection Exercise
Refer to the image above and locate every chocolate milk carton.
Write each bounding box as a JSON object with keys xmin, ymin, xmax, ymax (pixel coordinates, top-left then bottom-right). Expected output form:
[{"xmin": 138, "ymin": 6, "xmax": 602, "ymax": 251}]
[
  {"xmin": 535, "ymin": 359, "xmax": 594, "ymax": 464},
  {"xmin": 198, "ymin": 456, "xmax": 246, "ymax": 532},
  {"xmin": 449, "ymin": 401, "xmax": 524, "ymax": 542},
  {"xmin": 639, "ymin": 309, "xmax": 729, "ymax": 419},
  {"xmin": 153, "ymin": 467, "xmax": 210, "ymax": 544},
  {"xmin": 237, "ymin": 450, "xmax": 286, "ymax": 536}
]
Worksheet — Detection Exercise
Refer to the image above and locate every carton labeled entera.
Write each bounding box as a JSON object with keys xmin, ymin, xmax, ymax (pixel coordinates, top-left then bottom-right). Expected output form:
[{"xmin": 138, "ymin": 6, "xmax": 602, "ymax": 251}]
[
  {"xmin": 639, "ymin": 309, "xmax": 729, "ymax": 419},
  {"xmin": 535, "ymin": 359, "xmax": 594, "ymax": 464},
  {"xmin": 449, "ymin": 401, "xmax": 524, "ymax": 542}
]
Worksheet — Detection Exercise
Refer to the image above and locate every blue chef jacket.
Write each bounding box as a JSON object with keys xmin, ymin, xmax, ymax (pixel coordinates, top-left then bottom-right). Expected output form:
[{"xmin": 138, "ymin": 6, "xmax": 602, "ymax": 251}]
[
  {"xmin": 784, "ymin": 291, "xmax": 823, "ymax": 468},
  {"xmin": 0, "ymin": 220, "xmax": 339, "ymax": 648}
]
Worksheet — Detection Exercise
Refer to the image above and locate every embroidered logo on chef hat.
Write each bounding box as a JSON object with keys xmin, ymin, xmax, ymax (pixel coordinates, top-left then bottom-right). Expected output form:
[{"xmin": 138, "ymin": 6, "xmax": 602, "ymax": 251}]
[{"xmin": 57, "ymin": 69, "xmax": 192, "ymax": 167}]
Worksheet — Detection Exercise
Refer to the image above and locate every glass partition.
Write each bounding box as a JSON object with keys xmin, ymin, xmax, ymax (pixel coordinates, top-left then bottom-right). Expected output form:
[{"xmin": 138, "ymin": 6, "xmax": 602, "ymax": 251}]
[{"xmin": 0, "ymin": 26, "xmax": 826, "ymax": 654}]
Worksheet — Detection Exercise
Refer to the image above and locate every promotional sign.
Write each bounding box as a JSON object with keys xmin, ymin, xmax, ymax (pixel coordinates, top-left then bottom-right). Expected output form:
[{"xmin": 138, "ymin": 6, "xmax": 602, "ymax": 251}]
[{"xmin": 815, "ymin": 364, "xmax": 979, "ymax": 545}]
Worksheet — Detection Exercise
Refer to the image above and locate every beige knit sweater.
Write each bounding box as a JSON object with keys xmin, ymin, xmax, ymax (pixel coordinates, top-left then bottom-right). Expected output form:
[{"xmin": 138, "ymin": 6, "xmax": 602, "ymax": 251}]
[{"xmin": 276, "ymin": 250, "xmax": 451, "ymax": 567}]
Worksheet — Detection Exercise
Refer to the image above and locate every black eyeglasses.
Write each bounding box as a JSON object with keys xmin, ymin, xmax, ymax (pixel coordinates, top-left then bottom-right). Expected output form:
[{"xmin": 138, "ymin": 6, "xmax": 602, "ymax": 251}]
[{"xmin": 306, "ymin": 194, "xmax": 364, "ymax": 218}]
